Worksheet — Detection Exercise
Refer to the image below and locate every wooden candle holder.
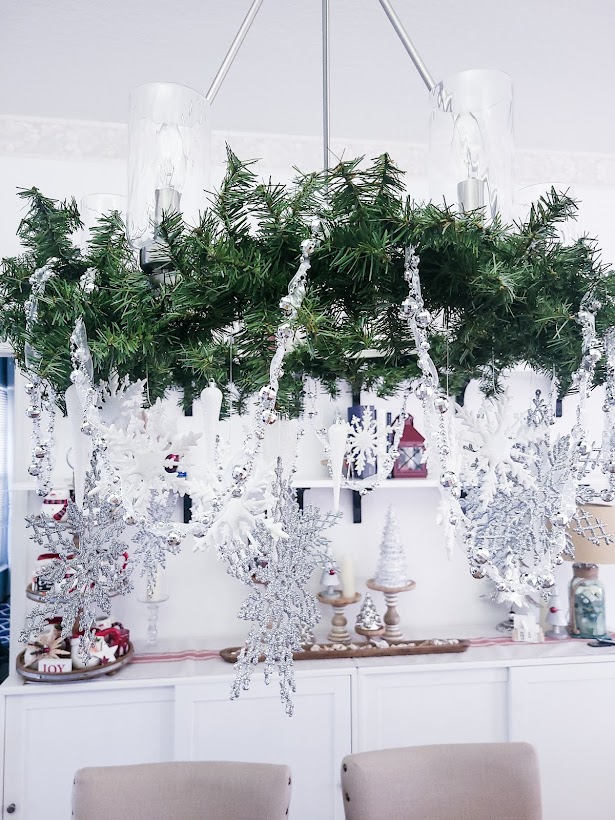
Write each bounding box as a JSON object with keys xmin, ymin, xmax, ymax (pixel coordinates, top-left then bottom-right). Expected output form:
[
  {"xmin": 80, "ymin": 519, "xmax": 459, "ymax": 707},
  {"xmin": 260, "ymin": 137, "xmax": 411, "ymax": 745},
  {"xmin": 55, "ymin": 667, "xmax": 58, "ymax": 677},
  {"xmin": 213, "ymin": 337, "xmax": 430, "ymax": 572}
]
[
  {"xmin": 317, "ymin": 591, "xmax": 361, "ymax": 644},
  {"xmin": 366, "ymin": 578, "xmax": 416, "ymax": 644}
]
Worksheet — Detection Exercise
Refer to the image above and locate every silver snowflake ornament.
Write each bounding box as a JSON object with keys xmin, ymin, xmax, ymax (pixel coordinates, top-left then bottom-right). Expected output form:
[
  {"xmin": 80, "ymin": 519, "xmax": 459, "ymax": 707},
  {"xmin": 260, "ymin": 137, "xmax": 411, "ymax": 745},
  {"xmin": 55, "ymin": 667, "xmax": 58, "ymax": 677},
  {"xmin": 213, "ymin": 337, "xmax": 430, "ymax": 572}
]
[
  {"xmin": 21, "ymin": 457, "xmax": 132, "ymax": 660},
  {"xmin": 224, "ymin": 459, "xmax": 339, "ymax": 715}
]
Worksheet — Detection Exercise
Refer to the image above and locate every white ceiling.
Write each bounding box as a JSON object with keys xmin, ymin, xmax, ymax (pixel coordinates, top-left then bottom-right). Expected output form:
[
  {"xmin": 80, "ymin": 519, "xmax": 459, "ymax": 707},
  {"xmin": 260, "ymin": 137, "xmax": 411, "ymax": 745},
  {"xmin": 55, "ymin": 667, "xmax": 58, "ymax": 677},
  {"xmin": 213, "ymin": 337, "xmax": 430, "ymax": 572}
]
[{"xmin": 1, "ymin": 0, "xmax": 614, "ymax": 154}]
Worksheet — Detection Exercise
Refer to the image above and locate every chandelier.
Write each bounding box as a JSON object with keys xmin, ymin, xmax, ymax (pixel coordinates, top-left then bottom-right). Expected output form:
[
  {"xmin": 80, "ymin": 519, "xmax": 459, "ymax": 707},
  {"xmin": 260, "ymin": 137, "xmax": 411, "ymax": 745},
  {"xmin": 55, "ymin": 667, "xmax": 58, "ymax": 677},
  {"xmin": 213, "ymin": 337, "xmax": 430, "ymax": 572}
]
[{"xmin": 5, "ymin": 1, "xmax": 615, "ymax": 713}]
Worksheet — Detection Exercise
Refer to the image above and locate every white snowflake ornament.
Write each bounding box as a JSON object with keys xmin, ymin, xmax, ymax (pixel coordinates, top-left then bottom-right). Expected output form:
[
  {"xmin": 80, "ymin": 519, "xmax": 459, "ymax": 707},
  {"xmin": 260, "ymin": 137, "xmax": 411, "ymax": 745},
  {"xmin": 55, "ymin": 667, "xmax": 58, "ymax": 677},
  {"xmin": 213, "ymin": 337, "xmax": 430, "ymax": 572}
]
[{"xmin": 346, "ymin": 410, "xmax": 378, "ymax": 477}]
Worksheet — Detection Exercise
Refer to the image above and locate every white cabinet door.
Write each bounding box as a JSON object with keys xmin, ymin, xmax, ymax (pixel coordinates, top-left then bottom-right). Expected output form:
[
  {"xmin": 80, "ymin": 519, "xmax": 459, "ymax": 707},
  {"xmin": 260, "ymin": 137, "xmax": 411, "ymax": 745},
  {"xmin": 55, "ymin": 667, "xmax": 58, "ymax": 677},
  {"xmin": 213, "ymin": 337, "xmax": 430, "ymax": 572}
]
[
  {"xmin": 3, "ymin": 686, "xmax": 174, "ymax": 820},
  {"xmin": 510, "ymin": 663, "xmax": 615, "ymax": 820},
  {"xmin": 357, "ymin": 667, "xmax": 509, "ymax": 751},
  {"xmin": 175, "ymin": 673, "xmax": 353, "ymax": 820}
]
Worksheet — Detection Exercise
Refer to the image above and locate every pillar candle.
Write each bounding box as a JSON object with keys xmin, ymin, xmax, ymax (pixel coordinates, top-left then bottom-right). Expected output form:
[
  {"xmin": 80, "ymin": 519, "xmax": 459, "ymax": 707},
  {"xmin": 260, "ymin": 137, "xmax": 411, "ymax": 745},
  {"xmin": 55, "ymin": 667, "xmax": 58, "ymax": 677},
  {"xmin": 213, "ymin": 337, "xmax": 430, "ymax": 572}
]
[
  {"xmin": 341, "ymin": 554, "xmax": 355, "ymax": 599},
  {"xmin": 148, "ymin": 569, "xmax": 164, "ymax": 602}
]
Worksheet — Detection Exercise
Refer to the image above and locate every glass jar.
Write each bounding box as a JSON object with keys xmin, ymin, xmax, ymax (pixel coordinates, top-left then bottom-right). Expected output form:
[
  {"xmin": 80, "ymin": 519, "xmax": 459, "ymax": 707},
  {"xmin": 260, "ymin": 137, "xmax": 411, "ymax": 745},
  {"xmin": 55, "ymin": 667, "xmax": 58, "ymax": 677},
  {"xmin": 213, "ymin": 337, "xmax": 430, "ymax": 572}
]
[{"xmin": 569, "ymin": 563, "xmax": 608, "ymax": 639}]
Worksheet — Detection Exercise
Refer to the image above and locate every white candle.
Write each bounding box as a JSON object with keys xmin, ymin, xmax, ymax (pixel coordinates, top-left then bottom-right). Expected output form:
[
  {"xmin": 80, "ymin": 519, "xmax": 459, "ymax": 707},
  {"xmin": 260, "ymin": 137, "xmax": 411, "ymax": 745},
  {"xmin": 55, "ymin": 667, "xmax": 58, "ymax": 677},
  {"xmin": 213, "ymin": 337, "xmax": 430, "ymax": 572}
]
[
  {"xmin": 341, "ymin": 554, "xmax": 355, "ymax": 599},
  {"xmin": 148, "ymin": 569, "xmax": 163, "ymax": 602}
]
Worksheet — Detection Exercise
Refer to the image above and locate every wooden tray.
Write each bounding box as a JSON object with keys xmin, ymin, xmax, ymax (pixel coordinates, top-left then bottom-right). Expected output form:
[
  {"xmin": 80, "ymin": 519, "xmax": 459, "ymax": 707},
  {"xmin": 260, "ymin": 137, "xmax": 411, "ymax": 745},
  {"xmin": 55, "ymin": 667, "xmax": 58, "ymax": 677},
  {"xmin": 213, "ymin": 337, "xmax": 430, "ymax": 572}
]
[
  {"xmin": 220, "ymin": 639, "xmax": 470, "ymax": 663},
  {"xmin": 16, "ymin": 642, "xmax": 134, "ymax": 683}
]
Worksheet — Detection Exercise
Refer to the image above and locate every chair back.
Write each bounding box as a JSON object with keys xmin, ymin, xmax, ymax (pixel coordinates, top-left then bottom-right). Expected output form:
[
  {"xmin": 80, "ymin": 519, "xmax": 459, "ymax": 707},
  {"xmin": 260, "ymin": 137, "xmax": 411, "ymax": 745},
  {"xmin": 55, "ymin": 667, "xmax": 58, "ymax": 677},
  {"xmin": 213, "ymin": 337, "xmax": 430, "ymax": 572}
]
[
  {"xmin": 341, "ymin": 742, "xmax": 541, "ymax": 820},
  {"xmin": 72, "ymin": 760, "xmax": 292, "ymax": 820}
]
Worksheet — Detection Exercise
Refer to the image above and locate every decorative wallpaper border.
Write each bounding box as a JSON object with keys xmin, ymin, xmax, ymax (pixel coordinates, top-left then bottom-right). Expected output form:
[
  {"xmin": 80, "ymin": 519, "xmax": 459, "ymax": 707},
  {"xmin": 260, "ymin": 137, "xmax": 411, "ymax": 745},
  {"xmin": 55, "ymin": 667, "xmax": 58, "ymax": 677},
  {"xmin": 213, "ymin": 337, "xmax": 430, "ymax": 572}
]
[{"xmin": 2, "ymin": 114, "xmax": 615, "ymax": 187}]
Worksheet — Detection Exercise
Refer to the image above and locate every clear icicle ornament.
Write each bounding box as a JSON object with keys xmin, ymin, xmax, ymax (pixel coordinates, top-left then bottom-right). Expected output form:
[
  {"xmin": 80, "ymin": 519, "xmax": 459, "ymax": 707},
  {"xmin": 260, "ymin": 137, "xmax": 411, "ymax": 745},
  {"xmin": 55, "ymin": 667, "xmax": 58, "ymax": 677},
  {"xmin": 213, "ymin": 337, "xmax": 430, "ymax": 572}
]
[{"xmin": 24, "ymin": 260, "xmax": 59, "ymax": 497}]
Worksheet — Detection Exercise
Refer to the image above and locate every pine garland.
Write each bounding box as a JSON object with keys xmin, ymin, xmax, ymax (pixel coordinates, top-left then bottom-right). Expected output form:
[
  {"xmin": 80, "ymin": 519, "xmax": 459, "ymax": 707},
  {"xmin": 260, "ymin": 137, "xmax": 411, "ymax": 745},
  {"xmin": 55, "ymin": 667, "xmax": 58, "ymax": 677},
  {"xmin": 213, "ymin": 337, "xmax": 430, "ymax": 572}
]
[{"xmin": 1, "ymin": 149, "xmax": 613, "ymax": 414}]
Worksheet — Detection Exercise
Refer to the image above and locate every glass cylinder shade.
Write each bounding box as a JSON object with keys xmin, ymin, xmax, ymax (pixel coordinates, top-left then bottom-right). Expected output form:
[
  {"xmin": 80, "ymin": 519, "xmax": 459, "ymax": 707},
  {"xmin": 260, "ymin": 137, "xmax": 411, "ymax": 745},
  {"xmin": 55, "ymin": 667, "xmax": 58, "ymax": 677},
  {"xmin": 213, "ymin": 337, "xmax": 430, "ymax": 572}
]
[
  {"xmin": 127, "ymin": 83, "xmax": 210, "ymax": 250},
  {"xmin": 429, "ymin": 69, "xmax": 513, "ymax": 223}
]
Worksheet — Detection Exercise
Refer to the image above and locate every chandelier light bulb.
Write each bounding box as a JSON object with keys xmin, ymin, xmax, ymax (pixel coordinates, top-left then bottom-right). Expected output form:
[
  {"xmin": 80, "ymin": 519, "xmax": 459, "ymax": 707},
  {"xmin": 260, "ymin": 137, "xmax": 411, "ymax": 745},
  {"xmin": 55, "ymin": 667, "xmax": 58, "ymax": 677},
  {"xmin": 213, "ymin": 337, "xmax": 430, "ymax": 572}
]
[{"xmin": 155, "ymin": 123, "xmax": 187, "ymax": 193}]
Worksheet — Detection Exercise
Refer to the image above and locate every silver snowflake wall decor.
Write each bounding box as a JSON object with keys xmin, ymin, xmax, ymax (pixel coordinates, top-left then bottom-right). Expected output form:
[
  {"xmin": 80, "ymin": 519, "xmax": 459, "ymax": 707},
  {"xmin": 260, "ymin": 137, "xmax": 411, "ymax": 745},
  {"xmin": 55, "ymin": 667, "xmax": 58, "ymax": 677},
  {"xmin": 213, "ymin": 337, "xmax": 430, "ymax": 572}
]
[{"xmin": 346, "ymin": 411, "xmax": 378, "ymax": 477}]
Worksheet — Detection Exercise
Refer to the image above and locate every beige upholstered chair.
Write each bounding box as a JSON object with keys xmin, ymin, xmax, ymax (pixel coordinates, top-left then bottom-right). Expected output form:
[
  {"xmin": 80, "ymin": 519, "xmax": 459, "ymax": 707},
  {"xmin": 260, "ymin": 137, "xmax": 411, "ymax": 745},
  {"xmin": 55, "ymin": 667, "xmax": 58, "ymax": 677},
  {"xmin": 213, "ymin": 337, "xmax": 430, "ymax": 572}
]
[
  {"xmin": 341, "ymin": 742, "xmax": 542, "ymax": 820},
  {"xmin": 72, "ymin": 760, "xmax": 292, "ymax": 820}
]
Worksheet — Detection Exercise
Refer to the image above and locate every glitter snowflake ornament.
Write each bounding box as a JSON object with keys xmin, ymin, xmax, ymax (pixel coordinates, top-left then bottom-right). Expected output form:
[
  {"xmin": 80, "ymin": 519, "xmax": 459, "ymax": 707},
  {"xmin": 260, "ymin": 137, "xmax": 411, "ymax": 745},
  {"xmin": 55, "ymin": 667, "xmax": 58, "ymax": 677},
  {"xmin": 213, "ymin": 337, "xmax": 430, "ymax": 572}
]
[
  {"xmin": 456, "ymin": 392, "xmax": 529, "ymax": 509},
  {"xmin": 97, "ymin": 372, "xmax": 147, "ymax": 429},
  {"xmin": 21, "ymin": 455, "xmax": 132, "ymax": 661},
  {"xmin": 130, "ymin": 490, "xmax": 181, "ymax": 598},
  {"xmin": 402, "ymin": 245, "xmax": 615, "ymax": 606},
  {"xmin": 226, "ymin": 459, "xmax": 339, "ymax": 715}
]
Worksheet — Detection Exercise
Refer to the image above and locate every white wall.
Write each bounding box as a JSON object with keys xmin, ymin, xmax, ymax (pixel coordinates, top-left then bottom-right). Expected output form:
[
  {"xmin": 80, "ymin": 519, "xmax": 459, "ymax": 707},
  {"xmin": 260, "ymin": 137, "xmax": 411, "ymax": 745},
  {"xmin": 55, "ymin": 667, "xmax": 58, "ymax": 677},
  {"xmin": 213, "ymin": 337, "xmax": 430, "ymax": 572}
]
[{"xmin": 4, "ymin": 127, "xmax": 615, "ymax": 660}]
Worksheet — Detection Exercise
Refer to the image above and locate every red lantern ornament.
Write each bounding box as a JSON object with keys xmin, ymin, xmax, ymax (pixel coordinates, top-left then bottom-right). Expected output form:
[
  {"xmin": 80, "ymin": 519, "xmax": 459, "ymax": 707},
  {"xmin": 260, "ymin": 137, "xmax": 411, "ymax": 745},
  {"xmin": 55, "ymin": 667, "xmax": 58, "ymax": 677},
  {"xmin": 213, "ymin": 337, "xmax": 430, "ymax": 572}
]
[{"xmin": 392, "ymin": 415, "xmax": 428, "ymax": 478}]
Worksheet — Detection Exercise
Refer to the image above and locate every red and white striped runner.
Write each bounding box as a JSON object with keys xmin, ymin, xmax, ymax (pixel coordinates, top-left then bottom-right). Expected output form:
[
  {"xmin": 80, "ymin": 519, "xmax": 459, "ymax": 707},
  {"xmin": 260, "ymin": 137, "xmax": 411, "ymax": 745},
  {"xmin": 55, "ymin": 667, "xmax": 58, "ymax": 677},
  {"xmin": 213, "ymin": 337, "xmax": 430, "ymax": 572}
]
[
  {"xmin": 132, "ymin": 649, "xmax": 220, "ymax": 664},
  {"xmin": 131, "ymin": 634, "xmax": 613, "ymax": 664}
]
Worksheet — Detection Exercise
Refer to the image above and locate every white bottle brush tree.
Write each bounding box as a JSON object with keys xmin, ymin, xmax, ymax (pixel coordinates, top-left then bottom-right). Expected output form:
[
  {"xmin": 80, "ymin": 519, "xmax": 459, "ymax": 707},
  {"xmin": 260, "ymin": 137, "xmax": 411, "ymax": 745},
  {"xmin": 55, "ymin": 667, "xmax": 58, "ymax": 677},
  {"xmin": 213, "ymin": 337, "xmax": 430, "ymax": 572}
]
[{"xmin": 373, "ymin": 506, "xmax": 410, "ymax": 588}]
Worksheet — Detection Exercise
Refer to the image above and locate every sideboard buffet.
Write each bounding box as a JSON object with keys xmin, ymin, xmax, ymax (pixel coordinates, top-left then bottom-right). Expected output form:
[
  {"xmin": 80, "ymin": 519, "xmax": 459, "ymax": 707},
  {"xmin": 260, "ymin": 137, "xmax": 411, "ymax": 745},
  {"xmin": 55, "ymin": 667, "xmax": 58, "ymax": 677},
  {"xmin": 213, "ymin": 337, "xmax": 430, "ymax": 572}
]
[{"xmin": 1, "ymin": 640, "xmax": 614, "ymax": 820}]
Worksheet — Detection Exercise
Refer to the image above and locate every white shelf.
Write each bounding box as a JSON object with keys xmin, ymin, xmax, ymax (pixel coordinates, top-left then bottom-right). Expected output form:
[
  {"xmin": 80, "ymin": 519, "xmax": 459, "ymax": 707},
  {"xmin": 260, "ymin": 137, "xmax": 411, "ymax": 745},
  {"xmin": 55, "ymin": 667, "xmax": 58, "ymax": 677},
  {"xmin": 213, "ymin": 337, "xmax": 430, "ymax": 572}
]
[{"xmin": 292, "ymin": 478, "xmax": 440, "ymax": 490}]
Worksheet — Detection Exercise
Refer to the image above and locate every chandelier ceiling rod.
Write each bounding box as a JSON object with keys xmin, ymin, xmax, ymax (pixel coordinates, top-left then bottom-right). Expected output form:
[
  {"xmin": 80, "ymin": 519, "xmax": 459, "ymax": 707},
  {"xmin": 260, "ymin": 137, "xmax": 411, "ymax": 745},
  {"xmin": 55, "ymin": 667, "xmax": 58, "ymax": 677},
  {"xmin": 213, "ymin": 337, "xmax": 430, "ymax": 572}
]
[{"xmin": 322, "ymin": 0, "xmax": 331, "ymax": 172}]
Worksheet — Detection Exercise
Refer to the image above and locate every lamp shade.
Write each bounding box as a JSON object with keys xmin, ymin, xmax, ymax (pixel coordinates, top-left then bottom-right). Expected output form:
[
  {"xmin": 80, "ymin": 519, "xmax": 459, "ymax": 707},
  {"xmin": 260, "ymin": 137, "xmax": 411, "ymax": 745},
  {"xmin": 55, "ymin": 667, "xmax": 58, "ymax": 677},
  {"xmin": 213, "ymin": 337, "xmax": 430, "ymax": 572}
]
[{"xmin": 566, "ymin": 504, "xmax": 615, "ymax": 564}]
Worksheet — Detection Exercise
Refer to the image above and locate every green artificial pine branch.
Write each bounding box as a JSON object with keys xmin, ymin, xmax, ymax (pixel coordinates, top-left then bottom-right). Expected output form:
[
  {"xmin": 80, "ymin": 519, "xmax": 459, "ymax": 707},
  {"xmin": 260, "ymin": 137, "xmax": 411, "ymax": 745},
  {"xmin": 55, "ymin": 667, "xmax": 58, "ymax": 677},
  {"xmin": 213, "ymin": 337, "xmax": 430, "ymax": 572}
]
[{"xmin": 1, "ymin": 156, "xmax": 614, "ymax": 416}]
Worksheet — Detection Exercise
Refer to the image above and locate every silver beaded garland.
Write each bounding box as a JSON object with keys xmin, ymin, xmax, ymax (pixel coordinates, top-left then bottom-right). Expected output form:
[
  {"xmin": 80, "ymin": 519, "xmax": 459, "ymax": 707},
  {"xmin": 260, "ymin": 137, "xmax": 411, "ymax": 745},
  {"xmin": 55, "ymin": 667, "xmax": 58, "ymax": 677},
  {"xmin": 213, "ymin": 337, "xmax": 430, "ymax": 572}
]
[
  {"xmin": 434, "ymin": 395, "xmax": 449, "ymax": 413},
  {"xmin": 261, "ymin": 409, "xmax": 278, "ymax": 425}
]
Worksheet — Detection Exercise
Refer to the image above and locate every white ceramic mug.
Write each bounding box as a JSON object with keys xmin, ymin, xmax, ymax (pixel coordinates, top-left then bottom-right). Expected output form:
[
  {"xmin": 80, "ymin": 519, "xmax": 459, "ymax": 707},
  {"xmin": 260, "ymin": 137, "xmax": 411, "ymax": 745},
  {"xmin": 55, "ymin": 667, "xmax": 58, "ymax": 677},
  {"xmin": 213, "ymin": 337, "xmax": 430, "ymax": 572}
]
[{"xmin": 70, "ymin": 637, "xmax": 101, "ymax": 670}]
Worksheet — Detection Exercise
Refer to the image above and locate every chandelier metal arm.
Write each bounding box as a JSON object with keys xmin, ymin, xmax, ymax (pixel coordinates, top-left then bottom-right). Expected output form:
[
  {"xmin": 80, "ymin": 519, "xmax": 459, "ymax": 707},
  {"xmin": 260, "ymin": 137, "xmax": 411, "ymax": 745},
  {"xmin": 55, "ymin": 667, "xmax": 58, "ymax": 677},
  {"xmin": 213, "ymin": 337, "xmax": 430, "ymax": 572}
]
[
  {"xmin": 377, "ymin": 0, "xmax": 436, "ymax": 91},
  {"xmin": 206, "ymin": 0, "xmax": 266, "ymax": 105},
  {"xmin": 205, "ymin": 0, "xmax": 433, "ymax": 171}
]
